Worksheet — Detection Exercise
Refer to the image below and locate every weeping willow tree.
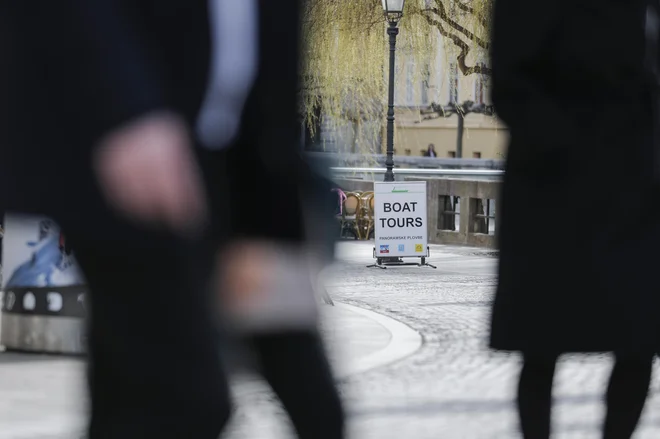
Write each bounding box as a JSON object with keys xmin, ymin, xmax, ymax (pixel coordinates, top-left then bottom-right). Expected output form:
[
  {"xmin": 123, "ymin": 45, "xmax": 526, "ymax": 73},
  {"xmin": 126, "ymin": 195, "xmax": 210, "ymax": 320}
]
[{"xmin": 301, "ymin": 0, "xmax": 493, "ymax": 153}]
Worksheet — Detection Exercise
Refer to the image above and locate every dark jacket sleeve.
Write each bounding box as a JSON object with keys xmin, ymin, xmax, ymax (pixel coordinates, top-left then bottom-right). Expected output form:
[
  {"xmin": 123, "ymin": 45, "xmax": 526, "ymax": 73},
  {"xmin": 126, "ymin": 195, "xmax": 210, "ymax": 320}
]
[
  {"xmin": 225, "ymin": 0, "xmax": 337, "ymax": 257},
  {"xmin": 6, "ymin": 0, "xmax": 166, "ymax": 146},
  {"xmin": 252, "ymin": 0, "xmax": 303, "ymax": 181}
]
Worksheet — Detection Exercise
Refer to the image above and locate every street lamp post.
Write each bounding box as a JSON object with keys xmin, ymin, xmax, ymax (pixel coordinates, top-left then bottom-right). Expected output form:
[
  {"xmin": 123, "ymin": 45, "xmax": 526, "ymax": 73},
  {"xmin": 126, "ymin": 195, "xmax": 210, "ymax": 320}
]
[
  {"xmin": 382, "ymin": 0, "xmax": 405, "ymax": 182},
  {"xmin": 378, "ymin": 0, "xmax": 405, "ymax": 265}
]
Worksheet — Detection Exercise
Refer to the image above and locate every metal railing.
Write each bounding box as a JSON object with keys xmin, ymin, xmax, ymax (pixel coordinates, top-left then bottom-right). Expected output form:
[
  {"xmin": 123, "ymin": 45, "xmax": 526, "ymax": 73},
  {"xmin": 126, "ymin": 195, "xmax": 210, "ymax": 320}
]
[
  {"xmin": 305, "ymin": 152, "xmax": 505, "ymax": 170},
  {"xmin": 330, "ymin": 167, "xmax": 504, "ymax": 178}
]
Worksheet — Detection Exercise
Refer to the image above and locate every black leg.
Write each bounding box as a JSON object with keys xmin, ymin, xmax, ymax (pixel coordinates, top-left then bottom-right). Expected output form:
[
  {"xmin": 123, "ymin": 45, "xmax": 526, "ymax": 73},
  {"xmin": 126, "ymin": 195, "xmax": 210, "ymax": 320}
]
[
  {"xmin": 603, "ymin": 353, "xmax": 653, "ymax": 439},
  {"xmin": 517, "ymin": 353, "xmax": 558, "ymax": 439},
  {"xmin": 250, "ymin": 331, "xmax": 345, "ymax": 439}
]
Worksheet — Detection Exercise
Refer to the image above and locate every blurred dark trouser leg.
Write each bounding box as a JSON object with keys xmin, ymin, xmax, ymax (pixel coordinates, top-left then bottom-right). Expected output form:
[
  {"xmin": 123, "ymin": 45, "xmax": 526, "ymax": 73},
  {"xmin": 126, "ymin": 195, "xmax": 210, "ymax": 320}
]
[
  {"xmin": 250, "ymin": 331, "xmax": 345, "ymax": 439},
  {"xmin": 61, "ymin": 223, "xmax": 231, "ymax": 439},
  {"xmin": 518, "ymin": 353, "xmax": 558, "ymax": 439},
  {"xmin": 603, "ymin": 353, "xmax": 653, "ymax": 439}
]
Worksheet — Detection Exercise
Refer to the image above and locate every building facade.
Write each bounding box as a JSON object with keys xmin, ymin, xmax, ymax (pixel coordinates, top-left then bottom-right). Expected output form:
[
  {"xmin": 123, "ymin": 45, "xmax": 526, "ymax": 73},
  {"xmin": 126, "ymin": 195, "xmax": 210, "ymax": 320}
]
[
  {"xmin": 303, "ymin": 30, "xmax": 509, "ymax": 159},
  {"xmin": 389, "ymin": 41, "xmax": 508, "ymax": 159}
]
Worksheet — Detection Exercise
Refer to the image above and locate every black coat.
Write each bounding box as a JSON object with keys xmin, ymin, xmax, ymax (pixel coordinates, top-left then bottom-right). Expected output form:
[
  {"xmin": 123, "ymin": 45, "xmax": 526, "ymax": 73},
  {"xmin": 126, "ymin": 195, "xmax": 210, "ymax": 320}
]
[
  {"xmin": 1, "ymin": 0, "xmax": 331, "ymax": 253},
  {"xmin": 0, "ymin": 0, "xmax": 211, "ymax": 238},
  {"xmin": 489, "ymin": 0, "xmax": 660, "ymax": 354}
]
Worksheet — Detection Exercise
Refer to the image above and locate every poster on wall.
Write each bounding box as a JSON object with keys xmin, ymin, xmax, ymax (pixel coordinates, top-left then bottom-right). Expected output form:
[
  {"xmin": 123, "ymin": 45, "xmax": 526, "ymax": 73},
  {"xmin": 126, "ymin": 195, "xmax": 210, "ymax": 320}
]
[
  {"xmin": 1, "ymin": 213, "xmax": 87, "ymax": 318},
  {"xmin": 373, "ymin": 181, "xmax": 428, "ymax": 258}
]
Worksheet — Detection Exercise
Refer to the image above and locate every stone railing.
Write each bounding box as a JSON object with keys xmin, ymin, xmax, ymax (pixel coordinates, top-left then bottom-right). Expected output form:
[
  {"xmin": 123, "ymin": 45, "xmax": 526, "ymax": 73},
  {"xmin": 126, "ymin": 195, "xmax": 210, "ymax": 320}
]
[
  {"xmin": 306, "ymin": 152, "xmax": 505, "ymax": 170},
  {"xmin": 333, "ymin": 177, "xmax": 500, "ymax": 249}
]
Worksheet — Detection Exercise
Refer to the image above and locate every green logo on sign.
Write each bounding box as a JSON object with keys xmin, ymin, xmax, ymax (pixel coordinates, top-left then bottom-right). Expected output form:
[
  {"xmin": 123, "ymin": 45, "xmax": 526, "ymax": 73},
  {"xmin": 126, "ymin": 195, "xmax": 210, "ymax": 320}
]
[{"xmin": 391, "ymin": 187, "xmax": 409, "ymax": 193}]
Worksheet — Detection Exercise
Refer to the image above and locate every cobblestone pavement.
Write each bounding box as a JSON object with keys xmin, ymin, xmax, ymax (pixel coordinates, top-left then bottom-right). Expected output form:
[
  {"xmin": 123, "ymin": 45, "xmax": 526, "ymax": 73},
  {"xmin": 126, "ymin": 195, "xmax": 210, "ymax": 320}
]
[
  {"xmin": 3, "ymin": 241, "xmax": 660, "ymax": 439},
  {"xmin": 0, "ymin": 299, "xmax": 393, "ymax": 439},
  {"xmin": 224, "ymin": 241, "xmax": 660, "ymax": 439}
]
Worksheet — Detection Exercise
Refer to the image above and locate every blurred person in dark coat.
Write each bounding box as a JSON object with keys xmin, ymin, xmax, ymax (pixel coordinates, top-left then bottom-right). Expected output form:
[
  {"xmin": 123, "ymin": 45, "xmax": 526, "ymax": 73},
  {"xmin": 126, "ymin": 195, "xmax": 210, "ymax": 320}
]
[
  {"xmin": 489, "ymin": 0, "xmax": 660, "ymax": 437},
  {"xmin": 195, "ymin": 0, "xmax": 344, "ymax": 437},
  {"xmin": 0, "ymin": 1, "xmax": 229, "ymax": 438}
]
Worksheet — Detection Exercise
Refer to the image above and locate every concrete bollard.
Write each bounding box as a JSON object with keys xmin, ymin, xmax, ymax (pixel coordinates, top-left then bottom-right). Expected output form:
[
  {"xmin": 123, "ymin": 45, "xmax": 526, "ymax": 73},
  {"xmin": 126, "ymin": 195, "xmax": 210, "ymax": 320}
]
[{"xmin": 0, "ymin": 214, "xmax": 87, "ymax": 354}]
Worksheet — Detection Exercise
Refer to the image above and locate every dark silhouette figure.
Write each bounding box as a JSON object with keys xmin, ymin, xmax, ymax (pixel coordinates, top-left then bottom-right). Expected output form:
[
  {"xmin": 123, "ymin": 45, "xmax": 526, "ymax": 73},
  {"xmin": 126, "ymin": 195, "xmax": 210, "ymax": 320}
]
[{"xmin": 489, "ymin": 0, "xmax": 660, "ymax": 437}]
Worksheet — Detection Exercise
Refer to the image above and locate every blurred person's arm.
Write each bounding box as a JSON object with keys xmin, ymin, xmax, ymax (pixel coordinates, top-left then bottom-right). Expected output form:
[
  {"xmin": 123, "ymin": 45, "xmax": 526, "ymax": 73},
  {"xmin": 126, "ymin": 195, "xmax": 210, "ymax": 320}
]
[
  {"xmin": 248, "ymin": 0, "xmax": 303, "ymax": 182},
  {"xmin": 93, "ymin": 112, "xmax": 208, "ymax": 235},
  {"xmin": 216, "ymin": 241, "xmax": 320, "ymax": 332},
  {"xmin": 250, "ymin": 0, "xmax": 336, "ymax": 259},
  {"xmin": 214, "ymin": 0, "xmax": 331, "ymax": 317}
]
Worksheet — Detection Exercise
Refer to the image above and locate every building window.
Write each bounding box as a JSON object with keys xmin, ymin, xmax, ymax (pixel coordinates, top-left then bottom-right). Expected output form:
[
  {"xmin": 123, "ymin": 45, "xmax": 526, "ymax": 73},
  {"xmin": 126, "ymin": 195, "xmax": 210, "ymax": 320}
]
[
  {"xmin": 421, "ymin": 65, "xmax": 430, "ymax": 105},
  {"xmin": 405, "ymin": 60, "xmax": 415, "ymax": 105},
  {"xmin": 435, "ymin": 51, "xmax": 442, "ymax": 103},
  {"xmin": 474, "ymin": 76, "xmax": 483, "ymax": 105},
  {"xmin": 447, "ymin": 151, "xmax": 456, "ymax": 158},
  {"xmin": 473, "ymin": 62, "xmax": 486, "ymax": 105},
  {"xmin": 449, "ymin": 62, "xmax": 459, "ymax": 103},
  {"xmin": 472, "ymin": 152, "xmax": 482, "ymax": 159}
]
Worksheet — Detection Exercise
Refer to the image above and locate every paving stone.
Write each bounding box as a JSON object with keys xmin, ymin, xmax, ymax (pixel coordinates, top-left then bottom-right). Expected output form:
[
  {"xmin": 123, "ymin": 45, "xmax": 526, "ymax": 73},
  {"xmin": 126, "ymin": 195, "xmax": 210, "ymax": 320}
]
[
  {"xmin": 0, "ymin": 294, "xmax": 391, "ymax": 439},
  {"xmin": 224, "ymin": 242, "xmax": 660, "ymax": 439},
  {"xmin": 3, "ymin": 241, "xmax": 660, "ymax": 439}
]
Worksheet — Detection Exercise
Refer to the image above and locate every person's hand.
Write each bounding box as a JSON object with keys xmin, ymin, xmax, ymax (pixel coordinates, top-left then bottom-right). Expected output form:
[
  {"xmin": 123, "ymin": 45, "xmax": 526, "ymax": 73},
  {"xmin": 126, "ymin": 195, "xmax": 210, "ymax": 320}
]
[
  {"xmin": 92, "ymin": 111, "xmax": 208, "ymax": 236},
  {"xmin": 216, "ymin": 242, "xmax": 274, "ymax": 311}
]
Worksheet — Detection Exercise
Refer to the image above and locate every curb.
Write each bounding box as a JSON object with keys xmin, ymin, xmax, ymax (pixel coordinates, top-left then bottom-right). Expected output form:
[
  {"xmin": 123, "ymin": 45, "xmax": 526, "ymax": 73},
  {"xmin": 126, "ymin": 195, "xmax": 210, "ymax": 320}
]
[
  {"xmin": 333, "ymin": 302, "xmax": 423, "ymax": 379},
  {"xmin": 232, "ymin": 301, "xmax": 423, "ymax": 398}
]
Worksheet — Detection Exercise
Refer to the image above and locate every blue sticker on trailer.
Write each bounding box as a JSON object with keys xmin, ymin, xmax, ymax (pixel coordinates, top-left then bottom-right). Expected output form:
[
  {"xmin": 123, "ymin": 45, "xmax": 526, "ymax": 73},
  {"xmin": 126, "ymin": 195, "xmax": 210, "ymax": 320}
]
[{"xmin": 3, "ymin": 217, "xmax": 86, "ymax": 318}]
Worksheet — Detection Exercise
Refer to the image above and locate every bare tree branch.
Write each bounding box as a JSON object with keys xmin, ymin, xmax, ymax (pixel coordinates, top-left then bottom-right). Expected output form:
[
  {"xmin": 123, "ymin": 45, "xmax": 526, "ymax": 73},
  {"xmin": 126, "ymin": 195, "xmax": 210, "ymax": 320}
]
[
  {"xmin": 422, "ymin": 14, "xmax": 492, "ymax": 76},
  {"xmin": 455, "ymin": 1, "xmax": 474, "ymax": 14},
  {"xmin": 455, "ymin": 1, "xmax": 489, "ymax": 29},
  {"xmin": 425, "ymin": 3, "xmax": 489, "ymax": 50}
]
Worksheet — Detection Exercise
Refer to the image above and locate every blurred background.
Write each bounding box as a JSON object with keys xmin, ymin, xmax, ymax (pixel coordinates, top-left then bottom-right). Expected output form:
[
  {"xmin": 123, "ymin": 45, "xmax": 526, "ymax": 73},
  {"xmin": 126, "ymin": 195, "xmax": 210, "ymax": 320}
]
[{"xmin": 3, "ymin": 1, "xmax": 660, "ymax": 439}]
